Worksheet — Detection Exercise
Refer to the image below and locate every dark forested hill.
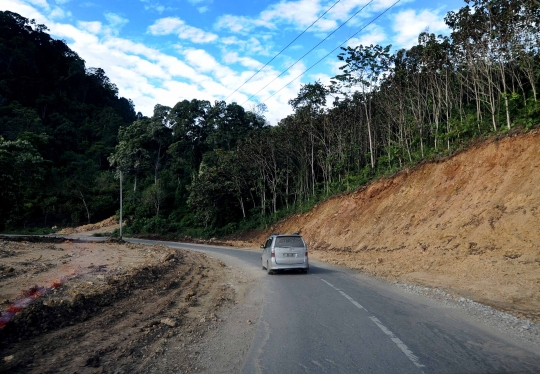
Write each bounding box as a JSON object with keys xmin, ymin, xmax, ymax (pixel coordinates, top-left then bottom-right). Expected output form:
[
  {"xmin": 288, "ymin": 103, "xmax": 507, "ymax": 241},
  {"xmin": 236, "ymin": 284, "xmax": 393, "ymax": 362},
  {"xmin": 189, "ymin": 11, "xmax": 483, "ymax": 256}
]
[{"xmin": 0, "ymin": 11, "xmax": 136, "ymax": 230}]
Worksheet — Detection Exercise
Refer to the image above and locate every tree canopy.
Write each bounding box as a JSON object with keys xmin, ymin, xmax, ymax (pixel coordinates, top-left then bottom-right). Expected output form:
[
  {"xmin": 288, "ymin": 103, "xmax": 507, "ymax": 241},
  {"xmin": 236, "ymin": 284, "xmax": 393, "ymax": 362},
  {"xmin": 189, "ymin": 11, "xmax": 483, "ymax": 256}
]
[{"xmin": 0, "ymin": 10, "xmax": 136, "ymax": 230}]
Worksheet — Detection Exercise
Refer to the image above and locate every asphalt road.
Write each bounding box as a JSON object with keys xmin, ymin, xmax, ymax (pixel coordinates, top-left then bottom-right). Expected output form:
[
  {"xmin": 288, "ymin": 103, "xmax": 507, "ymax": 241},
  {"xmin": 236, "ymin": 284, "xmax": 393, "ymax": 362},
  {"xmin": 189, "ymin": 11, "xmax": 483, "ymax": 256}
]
[{"xmin": 118, "ymin": 238, "xmax": 540, "ymax": 374}]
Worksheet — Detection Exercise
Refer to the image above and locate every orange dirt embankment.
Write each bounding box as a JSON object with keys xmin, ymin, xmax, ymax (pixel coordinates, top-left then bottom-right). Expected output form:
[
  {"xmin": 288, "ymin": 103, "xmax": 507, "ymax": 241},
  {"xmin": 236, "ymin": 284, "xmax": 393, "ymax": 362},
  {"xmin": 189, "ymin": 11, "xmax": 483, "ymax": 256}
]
[
  {"xmin": 56, "ymin": 216, "xmax": 118, "ymax": 235},
  {"xmin": 233, "ymin": 130, "xmax": 540, "ymax": 322}
]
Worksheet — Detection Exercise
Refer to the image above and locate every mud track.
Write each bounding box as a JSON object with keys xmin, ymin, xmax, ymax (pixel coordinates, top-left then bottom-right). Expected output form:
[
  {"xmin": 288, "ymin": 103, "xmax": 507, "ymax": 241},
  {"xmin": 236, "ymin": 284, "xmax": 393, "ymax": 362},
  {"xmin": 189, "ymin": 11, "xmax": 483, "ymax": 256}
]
[{"xmin": 0, "ymin": 246, "xmax": 234, "ymax": 373}]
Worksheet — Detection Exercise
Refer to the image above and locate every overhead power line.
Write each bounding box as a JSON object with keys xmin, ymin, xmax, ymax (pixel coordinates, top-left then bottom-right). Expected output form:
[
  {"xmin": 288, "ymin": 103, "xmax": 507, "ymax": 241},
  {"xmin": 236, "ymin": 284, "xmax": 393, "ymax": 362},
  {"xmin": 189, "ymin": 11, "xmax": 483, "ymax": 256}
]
[
  {"xmin": 224, "ymin": 0, "xmax": 343, "ymax": 102},
  {"xmin": 242, "ymin": 0, "xmax": 376, "ymax": 106},
  {"xmin": 259, "ymin": 0, "xmax": 402, "ymax": 106}
]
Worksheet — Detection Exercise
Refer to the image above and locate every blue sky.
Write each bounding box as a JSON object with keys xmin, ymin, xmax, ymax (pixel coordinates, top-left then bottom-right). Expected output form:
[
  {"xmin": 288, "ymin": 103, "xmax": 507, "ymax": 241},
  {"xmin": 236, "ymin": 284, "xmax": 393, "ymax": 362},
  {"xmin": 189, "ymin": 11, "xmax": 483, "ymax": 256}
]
[{"xmin": 2, "ymin": 0, "xmax": 464, "ymax": 124}]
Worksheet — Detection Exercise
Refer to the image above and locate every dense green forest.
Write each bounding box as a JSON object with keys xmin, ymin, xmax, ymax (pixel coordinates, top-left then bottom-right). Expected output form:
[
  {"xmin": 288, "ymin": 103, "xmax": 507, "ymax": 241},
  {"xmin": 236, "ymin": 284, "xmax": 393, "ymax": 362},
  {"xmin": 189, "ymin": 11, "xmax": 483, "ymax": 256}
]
[
  {"xmin": 1, "ymin": 0, "xmax": 539, "ymax": 237},
  {"xmin": 0, "ymin": 11, "xmax": 137, "ymax": 231}
]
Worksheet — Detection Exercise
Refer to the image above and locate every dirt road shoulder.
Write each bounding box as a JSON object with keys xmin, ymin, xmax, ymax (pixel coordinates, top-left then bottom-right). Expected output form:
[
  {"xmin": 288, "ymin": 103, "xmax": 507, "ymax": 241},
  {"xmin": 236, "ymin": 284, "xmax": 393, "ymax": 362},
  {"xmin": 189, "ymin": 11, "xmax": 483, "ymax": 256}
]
[{"xmin": 0, "ymin": 238, "xmax": 261, "ymax": 373}]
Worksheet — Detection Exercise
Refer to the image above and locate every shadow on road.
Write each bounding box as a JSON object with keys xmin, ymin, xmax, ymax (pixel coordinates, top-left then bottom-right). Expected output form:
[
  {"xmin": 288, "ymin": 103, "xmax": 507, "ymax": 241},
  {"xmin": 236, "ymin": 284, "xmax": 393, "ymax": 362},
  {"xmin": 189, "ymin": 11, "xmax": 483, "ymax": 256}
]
[{"xmin": 267, "ymin": 265, "xmax": 335, "ymax": 276}]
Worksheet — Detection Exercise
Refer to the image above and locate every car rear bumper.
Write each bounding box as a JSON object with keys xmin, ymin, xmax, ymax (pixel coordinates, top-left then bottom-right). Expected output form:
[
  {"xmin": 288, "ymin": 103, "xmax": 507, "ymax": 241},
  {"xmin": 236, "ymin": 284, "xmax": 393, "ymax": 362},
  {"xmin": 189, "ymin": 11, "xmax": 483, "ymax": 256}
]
[{"xmin": 270, "ymin": 259, "xmax": 309, "ymax": 270}]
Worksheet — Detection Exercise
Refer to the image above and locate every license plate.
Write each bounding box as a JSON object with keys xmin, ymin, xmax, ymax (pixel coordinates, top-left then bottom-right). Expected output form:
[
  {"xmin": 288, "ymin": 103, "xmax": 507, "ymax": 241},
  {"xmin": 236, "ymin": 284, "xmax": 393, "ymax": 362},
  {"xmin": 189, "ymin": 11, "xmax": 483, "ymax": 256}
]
[{"xmin": 284, "ymin": 253, "xmax": 295, "ymax": 257}]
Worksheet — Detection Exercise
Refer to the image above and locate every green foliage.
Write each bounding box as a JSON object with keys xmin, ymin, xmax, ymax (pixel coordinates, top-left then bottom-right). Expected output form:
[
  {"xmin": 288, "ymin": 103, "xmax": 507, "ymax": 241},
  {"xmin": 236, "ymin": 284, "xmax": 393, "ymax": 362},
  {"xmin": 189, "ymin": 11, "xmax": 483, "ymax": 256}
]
[
  {"xmin": 0, "ymin": 11, "xmax": 136, "ymax": 230},
  {"xmin": 0, "ymin": 136, "xmax": 49, "ymax": 229},
  {"xmin": 106, "ymin": 97, "xmax": 268, "ymax": 237}
]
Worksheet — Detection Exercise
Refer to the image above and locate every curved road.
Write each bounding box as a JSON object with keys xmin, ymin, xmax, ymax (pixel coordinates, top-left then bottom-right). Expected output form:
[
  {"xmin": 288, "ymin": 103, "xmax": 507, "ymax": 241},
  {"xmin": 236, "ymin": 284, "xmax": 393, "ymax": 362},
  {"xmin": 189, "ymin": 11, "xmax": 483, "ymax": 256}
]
[{"xmin": 118, "ymin": 238, "xmax": 540, "ymax": 374}]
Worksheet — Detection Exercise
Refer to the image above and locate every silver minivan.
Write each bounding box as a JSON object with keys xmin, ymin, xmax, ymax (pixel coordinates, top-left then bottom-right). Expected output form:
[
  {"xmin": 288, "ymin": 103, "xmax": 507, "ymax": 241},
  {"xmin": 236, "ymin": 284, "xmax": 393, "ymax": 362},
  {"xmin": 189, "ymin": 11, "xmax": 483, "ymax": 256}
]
[{"xmin": 261, "ymin": 233, "xmax": 309, "ymax": 274}]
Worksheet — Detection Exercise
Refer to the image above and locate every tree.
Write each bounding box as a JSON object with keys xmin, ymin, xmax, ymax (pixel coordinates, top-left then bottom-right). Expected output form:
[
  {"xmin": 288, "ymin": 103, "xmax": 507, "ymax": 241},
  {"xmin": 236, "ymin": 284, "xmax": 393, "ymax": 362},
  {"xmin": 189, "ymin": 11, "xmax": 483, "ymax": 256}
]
[
  {"xmin": 0, "ymin": 136, "xmax": 49, "ymax": 229},
  {"xmin": 109, "ymin": 119, "xmax": 152, "ymax": 192},
  {"xmin": 289, "ymin": 81, "xmax": 328, "ymax": 197},
  {"xmin": 333, "ymin": 44, "xmax": 392, "ymax": 168}
]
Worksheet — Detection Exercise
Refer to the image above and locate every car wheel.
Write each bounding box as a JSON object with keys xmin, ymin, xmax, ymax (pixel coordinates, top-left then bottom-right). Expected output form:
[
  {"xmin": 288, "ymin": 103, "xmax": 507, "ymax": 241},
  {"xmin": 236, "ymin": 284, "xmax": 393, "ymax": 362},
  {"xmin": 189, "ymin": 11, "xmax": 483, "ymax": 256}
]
[
  {"xmin": 262, "ymin": 258, "xmax": 266, "ymax": 270},
  {"xmin": 267, "ymin": 261, "xmax": 273, "ymax": 275},
  {"xmin": 303, "ymin": 268, "xmax": 309, "ymax": 274}
]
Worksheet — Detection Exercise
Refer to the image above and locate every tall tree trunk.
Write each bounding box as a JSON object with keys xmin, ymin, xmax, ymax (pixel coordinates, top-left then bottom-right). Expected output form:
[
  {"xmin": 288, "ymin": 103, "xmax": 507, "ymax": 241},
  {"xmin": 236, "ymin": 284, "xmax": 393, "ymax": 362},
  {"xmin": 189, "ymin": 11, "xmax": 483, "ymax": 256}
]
[
  {"xmin": 78, "ymin": 189, "xmax": 90, "ymax": 224},
  {"xmin": 363, "ymin": 101, "xmax": 375, "ymax": 169},
  {"xmin": 499, "ymin": 61, "xmax": 512, "ymax": 130},
  {"xmin": 238, "ymin": 196, "xmax": 245, "ymax": 218}
]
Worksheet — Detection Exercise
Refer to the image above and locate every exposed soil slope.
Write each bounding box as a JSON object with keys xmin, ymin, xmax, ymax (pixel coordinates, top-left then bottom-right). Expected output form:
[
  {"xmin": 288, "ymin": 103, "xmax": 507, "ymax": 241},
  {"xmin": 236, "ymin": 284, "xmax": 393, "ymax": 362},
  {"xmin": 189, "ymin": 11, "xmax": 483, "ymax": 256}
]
[
  {"xmin": 233, "ymin": 130, "xmax": 540, "ymax": 323},
  {"xmin": 56, "ymin": 216, "xmax": 119, "ymax": 235},
  {"xmin": 0, "ymin": 238, "xmax": 237, "ymax": 373}
]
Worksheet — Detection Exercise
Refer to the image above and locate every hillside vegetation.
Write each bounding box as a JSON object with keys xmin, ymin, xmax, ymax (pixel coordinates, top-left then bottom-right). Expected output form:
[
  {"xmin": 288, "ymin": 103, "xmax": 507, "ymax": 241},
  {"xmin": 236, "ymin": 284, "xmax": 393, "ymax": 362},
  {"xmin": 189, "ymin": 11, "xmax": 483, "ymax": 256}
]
[
  {"xmin": 2, "ymin": 0, "xmax": 540, "ymax": 240},
  {"xmin": 234, "ymin": 130, "xmax": 540, "ymax": 322},
  {"xmin": 0, "ymin": 11, "xmax": 136, "ymax": 230}
]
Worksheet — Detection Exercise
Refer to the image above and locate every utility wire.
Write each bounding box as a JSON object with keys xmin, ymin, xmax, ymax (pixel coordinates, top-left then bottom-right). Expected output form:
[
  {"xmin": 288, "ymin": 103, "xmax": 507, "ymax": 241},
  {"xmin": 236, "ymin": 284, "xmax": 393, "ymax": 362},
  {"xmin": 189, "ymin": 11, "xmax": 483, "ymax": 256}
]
[
  {"xmin": 224, "ymin": 0, "xmax": 343, "ymax": 102},
  {"xmin": 242, "ymin": 0, "xmax": 375, "ymax": 106},
  {"xmin": 259, "ymin": 0, "xmax": 401, "ymax": 105}
]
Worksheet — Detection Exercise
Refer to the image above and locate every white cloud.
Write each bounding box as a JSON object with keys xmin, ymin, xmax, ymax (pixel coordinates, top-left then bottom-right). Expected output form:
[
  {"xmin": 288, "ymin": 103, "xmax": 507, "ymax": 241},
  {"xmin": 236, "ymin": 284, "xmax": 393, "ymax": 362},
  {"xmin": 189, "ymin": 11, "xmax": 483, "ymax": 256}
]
[
  {"xmin": 223, "ymin": 52, "xmax": 263, "ymax": 70},
  {"xmin": 346, "ymin": 24, "xmax": 387, "ymax": 48},
  {"xmin": 392, "ymin": 9, "xmax": 448, "ymax": 48},
  {"xmin": 3, "ymin": 0, "xmax": 71, "ymax": 21},
  {"xmin": 187, "ymin": 0, "xmax": 212, "ymax": 14},
  {"xmin": 182, "ymin": 48, "xmax": 237, "ymax": 81},
  {"xmin": 78, "ymin": 20, "xmax": 102, "ymax": 34},
  {"xmin": 48, "ymin": 5, "xmax": 70, "ymax": 19},
  {"xmin": 309, "ymin": 72, "xmax": 333, "ymax": 86},
  {"xmin": 104, "ymin": 12, "xmax": 128, "ymax": 35},
  {"xmin": 215, "ymin": 0, "xmax": 328, "ymax": 33},
  {"xmin": 26, "ymin": 0, "xmax": 50, "ymax": 10},
  {"xmin": 79, "ymin": 2, "xmax": 99, "ymax": 9},
  {"xmin": 148, "ymin": 17, "xmax": 218, "ymax": 43},
  {"xmin": 148, "ymin": 4, "xmax": 165, "ymax": 13},
  {"xmin": 371, "ymin": 0, "xmax": 412, "ymax": 11},
  {"xmin": 140, "ymin": 0, "xmax": 171, "ymax": 13},
  {"xmin": 96, "ymin": 13, "xmax": 129, "ymax": 35},
  {"xmin": 2, "ymin": 0, "xmax": 49, "ymax": 22},
  {"xmin": 219, "ymin": 36, "xmax": 268, "ymax": 55},
  {"xmin": 221, "ymin": 36, "xmax": 238, "ymax": 45},
  {"xmin": 259, "ymin": 0, "xmax": 337, "ymax": 32},
  {"xmin": 148, "ymin": 17, "xmax": 183, "ymax": 35},
  {"xmin": 326, "ymin": 59, "xmax": 344, "ymax": 77},
  {"xmin": 215, "ymin": 0, "xmax": 405, "ymax": 35},
  {"xmin": 177, "ymin": 24, "xmax": 217, "ymax": 43},
  {"xmin": 215, "ymin": 14, "xmax": 252, "ymax": 33}
]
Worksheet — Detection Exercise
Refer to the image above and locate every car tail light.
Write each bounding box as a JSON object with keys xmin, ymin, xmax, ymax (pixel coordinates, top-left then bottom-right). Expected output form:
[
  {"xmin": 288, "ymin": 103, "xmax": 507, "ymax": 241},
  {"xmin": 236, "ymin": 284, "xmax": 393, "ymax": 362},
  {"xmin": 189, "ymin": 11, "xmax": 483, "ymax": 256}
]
[
  {"xmin": 271, "ymin": 248, "xmax": 275, "ymax": 258},
  {"xmin": 305, "ymin": 251, "xmax": 308, "ymax": 257}
]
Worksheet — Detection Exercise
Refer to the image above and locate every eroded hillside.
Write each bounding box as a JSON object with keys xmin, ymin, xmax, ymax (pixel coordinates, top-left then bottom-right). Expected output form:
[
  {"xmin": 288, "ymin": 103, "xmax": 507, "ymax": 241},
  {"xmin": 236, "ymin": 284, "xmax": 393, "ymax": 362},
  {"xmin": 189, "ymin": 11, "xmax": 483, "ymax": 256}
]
[{"xmin": 234, "ymin": 130, "xmax": 540, "ymax": 322}]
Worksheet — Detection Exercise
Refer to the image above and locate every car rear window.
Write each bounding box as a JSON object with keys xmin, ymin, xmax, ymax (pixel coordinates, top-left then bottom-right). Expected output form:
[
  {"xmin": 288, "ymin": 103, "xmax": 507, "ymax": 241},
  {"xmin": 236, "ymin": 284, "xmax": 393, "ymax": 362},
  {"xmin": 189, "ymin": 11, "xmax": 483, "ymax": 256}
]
[{"xmin": 275, "ymin": 236, "xmax": 304, "ymax": 247}]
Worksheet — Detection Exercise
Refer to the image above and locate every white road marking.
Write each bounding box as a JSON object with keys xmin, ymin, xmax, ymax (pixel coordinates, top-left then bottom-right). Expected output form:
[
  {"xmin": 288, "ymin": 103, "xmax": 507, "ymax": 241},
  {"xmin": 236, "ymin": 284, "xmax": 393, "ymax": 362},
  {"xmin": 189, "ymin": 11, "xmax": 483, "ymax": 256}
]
[
  {"xmin": 320, "ymin": 279, "xmax": 339, "ymax": 290},
  {"xmin": 320, "ymin": 278, "xmax": 425, "ymax": 369},
  {"xmin": 369, "ymin": 316, "xmax": 425, "ymax": 368},
  {"xmin": 339, "ymin": 290, "xmax": 366, "ymax": 310}
]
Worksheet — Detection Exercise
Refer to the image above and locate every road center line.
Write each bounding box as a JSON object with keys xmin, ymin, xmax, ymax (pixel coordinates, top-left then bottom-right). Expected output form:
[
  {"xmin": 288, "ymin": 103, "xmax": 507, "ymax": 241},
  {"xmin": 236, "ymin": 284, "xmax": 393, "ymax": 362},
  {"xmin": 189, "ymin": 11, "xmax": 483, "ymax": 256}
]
[
  {"xmin": 339, "ymin": 290, "xmax": 366, "ymax": 310},
  {"xmin": 320, "ymin": 278, "xmax": 425, "ymax": 369},
  {"xmin": 369, "ymin": 316, "xmax": 425, "ymax": 368}
]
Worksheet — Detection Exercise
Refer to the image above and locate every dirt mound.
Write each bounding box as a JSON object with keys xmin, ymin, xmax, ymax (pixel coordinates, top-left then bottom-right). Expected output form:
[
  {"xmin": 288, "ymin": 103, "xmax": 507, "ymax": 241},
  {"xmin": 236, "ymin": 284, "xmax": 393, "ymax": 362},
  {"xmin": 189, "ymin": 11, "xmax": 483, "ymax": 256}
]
[
  {"xmin": 235, "ymin": 130, "xmax": 540, "ymax": 323},
  {"xmin": 0, "ymin": 241, "xmax": 234, "ymax": 373},
  {"xmin": 57, "ymin": 216, "xmax": 118, "ymax": 235}
]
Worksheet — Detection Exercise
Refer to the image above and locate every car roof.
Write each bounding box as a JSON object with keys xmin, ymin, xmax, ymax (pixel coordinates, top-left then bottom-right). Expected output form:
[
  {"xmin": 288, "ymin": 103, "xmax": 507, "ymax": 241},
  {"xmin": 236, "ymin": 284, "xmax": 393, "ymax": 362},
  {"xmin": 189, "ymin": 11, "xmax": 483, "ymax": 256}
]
[{"xmin": 269, "ymin": 233, "xmax": 302, "ymax": 238}]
